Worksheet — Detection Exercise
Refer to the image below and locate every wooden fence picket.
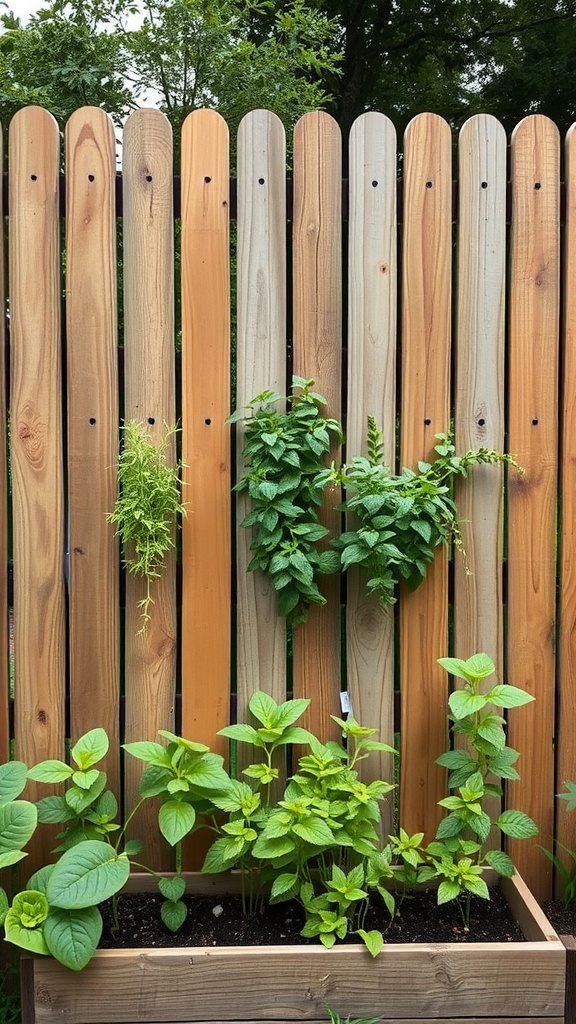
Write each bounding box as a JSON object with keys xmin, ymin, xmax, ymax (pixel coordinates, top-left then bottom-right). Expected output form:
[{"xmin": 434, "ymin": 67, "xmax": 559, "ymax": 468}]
[
  {"xmin": 9, "ymin": 106, "xmax": 65, "ymax": 869},
  {"xmin": 235, "ymin": 110, "xmax": 287, "ymax": 729},
  {"xmin": 454, "ymin": 114, "xmax": 507, "ymax": 670},
  {"xmin": 347, "ymin": 112, "xmax": 397, "ymax": 826},
  {"xmin": 180, "ymin": 110, "xmax": 231, "ymax": 758},
  {"xmin": 65, "ymin": 107, "xmax": 119, "ymax": 794},
  {"xmin": 122, "ymin": 109, "xmax": 176, "ymax": 869},
  {"xmin": 292, "ymin": 111, "xmax": 342, "ymax": 743},
  {"xmin": 508, "ymin": 115, "xmax": 560, "ymax": 899},
  {"xmin": 399, "ymin": 112, "xmax": 452, "ymax": 842}
]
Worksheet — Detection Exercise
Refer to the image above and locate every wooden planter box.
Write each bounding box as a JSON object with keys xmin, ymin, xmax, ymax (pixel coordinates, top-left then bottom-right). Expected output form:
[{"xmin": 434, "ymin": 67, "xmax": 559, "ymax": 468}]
[{"xmin": 21, "ymin": 871, "xmax": 566, "ymax": 1024}]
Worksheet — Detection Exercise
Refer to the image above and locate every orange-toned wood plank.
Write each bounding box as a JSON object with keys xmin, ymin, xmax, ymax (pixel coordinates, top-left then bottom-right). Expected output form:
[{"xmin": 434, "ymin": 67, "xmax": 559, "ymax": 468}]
[
  {"xmin": 65, "ymin": 107, "xmax": 119, "ymax": 794},
  {"xmin": 235, "ymin": 110, "xmax": 287, "ymax": 725},
  {"xmin": 507, "ymin": 115, "xmax": 560, "ymax": 899},
  {"xmin": 399, "ymin": 113, "xmax": 452, "ymax": 842},
  {"xmin": 123, "ymin": 109, "xmax": 176, "ymax": 869},
  {"xmin": 557, "ymin": 122, "xmax": 576, "ymax": 897},
  {"xmin": 454, "ymin": 114, "xmax": 507, "ymax": 669},
  {"xmin": 347, "ymin": 112, "xmax": 397, "ymax": 829},
  {"xmin": 181, "ymin": 110, "xmax": 230, "ymax": 757},
  {"xmin": 0, "ymin": 123, "xmax": 7, "ymax": 764},
  {"xmin": 291, "ymin": 112, "xmax": 342, "ymax": 744},
  {"xmin": 9, "ymin": 106, "xmax": 65, "ymax": 870}
]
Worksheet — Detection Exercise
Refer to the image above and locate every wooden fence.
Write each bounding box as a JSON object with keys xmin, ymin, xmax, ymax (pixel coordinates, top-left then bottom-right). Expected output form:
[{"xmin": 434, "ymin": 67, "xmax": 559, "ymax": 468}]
[{"xmin": 1, "ymin": 105, "xmax": 574, "ymax": 901}]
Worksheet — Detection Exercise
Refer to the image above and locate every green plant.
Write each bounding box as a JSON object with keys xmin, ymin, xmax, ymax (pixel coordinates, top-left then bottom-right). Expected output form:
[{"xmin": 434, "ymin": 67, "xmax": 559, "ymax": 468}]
[
  {"xmin": 107, "ymin": 420, "xmax": 186, "ymax": 631},
  {"xmin": 415, "ymin": 653, "xmax": 539, "ymax": 926},
  {"xmin": 0, "ymin": 760, "xmax": 38, "ymax": 926},
  {"xmin": 540, "ymin": 781, "xmax": 576, "ymax": 907},
  {"xmin": 325, "ymin": 1007, "xmax": 381, "ymax": 1024},
  {"xmin": 203, "ymin": 691, "xmax": 397, "ymax": 956},
  {"xmin": 4, "ymin": 727, "xmax": 230, "ymax": 969},
  {"xmin": 319, "ymin": 419, "xmax": 522, "ymax": 605},
  {"xmin": 228, "ymin": 377, "xmax": 342, "ymax": 625}
]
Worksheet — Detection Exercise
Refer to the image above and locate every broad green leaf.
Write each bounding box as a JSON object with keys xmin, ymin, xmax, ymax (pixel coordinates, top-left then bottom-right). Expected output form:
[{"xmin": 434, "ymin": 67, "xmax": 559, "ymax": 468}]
[
  {"xmin": 437, "ymin": 880, "xmax": 461, "ymax": 904},
  {"xmin": 26, "ymin": 866, "xmax": 54, "ymax": 893},
  {"xmin": 497, "ymin": 810, "xmax": 539, "ymax": 839},
  {"xmin": 158, "ymin": 800, "xmax": 196, "ymax": 846},
  {"xmin": 72, "ymin": 769, "xmax": 100, "ymax": 791},
  {"xmin": 157, "ymin": 731, "xmax": 209, "ymax": 753},
  {"xmin": 218, "ymin": 724, "xmax": 263, "ymax": 747},
  {"xmin": 292, "ymin": 818, "xmax": 334, "ymax": 846},
  {"xmin": 158, "ymin": 876, "xmax": 187, "ymax": 901},
  {"xmin": 0, "ymin": 801, "xmax": 37, "ymax": 850},
  {"xmin": 161, "ymin": 899, "xmax": 187, "ymax": 932},
  {"xmin": 184, "ymin": 754, "xmax": 229, "ymax": 791},
  {"xmin": 559, "ymin": 781, "xmax": 576, "ymax": 812},
  {"xmin": 0, "ymin": 850, "xmax": 27, "ymax": 870},
  {"xmin": 27, "ymin": 760, "xmax": 73, "ymax": 784},
  {"xmin": 485, "ymin": 685, "xmax": 535, "ymax": 709},
  {"xmin": 252, "ymin": 834, "xmax": 296, "ymax": 859},
  {"xmin": 123, "ymin": 839, "xmax": 143, "ymax": 856},
  {"xmin": 0, "ymin": 762, "xmax": 28, "ymax": 803},
  {"xmin": 5, "ymin": 907, "xmax": 49, "ymax": 956},
  {"xmin": 484, "ymin": 850, "xmax": 515, "ymax": 877},
  {"xmin": 463, "ymin": 876, "xmax": 490, "ymax": 900},
  {"xmin": 448, "ymin": 689, "xmax": 487, "ymax": 720},
  {"xmin": 71, "ymin": 728, "xmax": 109, "ymax": 770},
  {"xmin": 44, "ymin": 905, "xmax": 102, "ymax": 971},
  {"xmin": 46, "ymin": 841, "xmax": 130, "ymax": 909},
  {"xmin": 123, "ymin": 741, "xmax": 169, "ymax": 764},
  {"xmin": 357, "ymin": 928, "xmax": 383, "ymax": 957},
  {"xmin": 65, "ymin": 773, "xmax": 107, "ymax": 814},
  {"xmin": 139, "ymin": 764, "xmax": 173, "ymax": 798},
  {"xmin": 36, "ymin": 796, "xmax": 75, "ymax": 825},
  {"xmin": 201, "ymin": 837, "xmax": 244, "ymax": 872},
  {"xmin": 438, "ymin": 653, "xmax": 494, "ymax": 682},
  {"xmin": 270, "ymin": 873, "xmax": 299, "ymax": 900}
]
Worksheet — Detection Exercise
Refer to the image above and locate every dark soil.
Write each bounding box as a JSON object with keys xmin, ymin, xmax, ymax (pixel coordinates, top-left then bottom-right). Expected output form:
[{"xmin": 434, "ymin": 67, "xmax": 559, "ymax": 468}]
[
  {"xmin": 100, "ymin": 887, "xmax": 524, "ymax": 949},
  {"xmin": 541, "ymin": 900, "xmax": 576, "ymax": 937}
]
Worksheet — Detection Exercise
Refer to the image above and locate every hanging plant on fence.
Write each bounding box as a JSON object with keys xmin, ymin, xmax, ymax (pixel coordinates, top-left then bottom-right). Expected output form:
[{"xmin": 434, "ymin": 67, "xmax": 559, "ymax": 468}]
[
  {"xmin": 317, "ymin": 417, "xmax": 523, "ymax": 606},
  {"xmin": 228, "ymin": 377, "xmax": 342, "ymax": 626},
  {"xmin": 108, "ymin": 421, "xmax": 187, "ymax": 632}
]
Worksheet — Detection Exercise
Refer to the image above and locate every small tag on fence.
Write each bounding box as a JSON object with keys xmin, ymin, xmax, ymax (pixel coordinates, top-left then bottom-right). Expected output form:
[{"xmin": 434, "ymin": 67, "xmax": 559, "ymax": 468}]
[{"xmin": 339, "ymin": 690, "xmax": 352, "ymax": 717}]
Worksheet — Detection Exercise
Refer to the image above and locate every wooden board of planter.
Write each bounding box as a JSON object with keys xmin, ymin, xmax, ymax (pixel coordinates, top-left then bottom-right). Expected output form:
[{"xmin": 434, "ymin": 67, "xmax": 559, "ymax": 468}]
[{"xmin": 20, "ymin": 872, "xmax": 566, "ymax": 1024}]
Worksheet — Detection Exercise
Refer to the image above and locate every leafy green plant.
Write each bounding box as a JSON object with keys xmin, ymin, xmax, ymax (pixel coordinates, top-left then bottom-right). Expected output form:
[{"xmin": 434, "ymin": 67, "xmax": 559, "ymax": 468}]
[
  {"xmin": 414, "ymin": 653, "xmax": 539, "ymax": 926},
  {"xmin": 229, "ymin": 377, "xmax": 342, "ymax": 625},
  {"xmin": 107, "ymin": 420, "xmax": 186, "ymax": 631},
  {"xmin": 4, "ymin": 726, "xmax": 231, "ymax": 970},
  {"xmin": 319, "ymin": 419, "xmax": 522, "ymax": 605},
  {"xmin": 325, "ymin": 1007, "xmax": 381, "ymax": 1024},
  {"xmin": 540, "ymin": 781, "xmax": 576, "ymax": 907},
  {"xmin": 203, "ymin": 691, "xmax": 397, "ymax": 955},
  {"xmin": 0, "ymin": 760, "xmax": 38, "ymax": 926}
]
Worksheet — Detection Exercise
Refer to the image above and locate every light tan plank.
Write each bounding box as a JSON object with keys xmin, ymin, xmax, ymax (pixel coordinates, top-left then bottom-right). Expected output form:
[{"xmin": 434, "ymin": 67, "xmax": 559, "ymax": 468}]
[
  {"xmin": 454, "ymin": 114, "xmax": 506, "ymax": 667},
  {"xmin": 292, "ymin": 111, "xmax": 342, "ymax": 743},
  {"xmin": 122, "ymin": 109, "xmax": 176, "ymax": 869},
  {"xmin": 236, "ymin": 110, "xmax": 287, "ymax": 732},
  {"xmin": 0, "ymin": 123, "xmax": 7, "ymax": 763},
  {"xmin": 9, "ymin": 106, "xmax": 65, "ymax": 870},
  {"xmin": 180, "ymin": 110, "xmax": 230, "ymax": 756},
  {"xmin": 65, "ymin": 106, "xmax": 119, "ymax": 793},
  {"xmin": 347, "ymin": 112, "xmax": 397, "ymax": 829},
  {"xmin": 557, "ymin": 121, "xmax": 576, "ymax": 898},
  {"xmin": 29, "ymin": 941, "xmax": 564, "ymax": 1024},
  {"xmin": 507, "ymin": 115, "xmax": 560, "ymax": 899},
  {"xmin": 399, "ymin": 113, "xmax": 452, "ymax": 841}
]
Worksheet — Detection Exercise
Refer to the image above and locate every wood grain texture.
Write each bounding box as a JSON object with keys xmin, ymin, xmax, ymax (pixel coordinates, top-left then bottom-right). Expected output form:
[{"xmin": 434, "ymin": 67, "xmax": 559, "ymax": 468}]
[
  {"xmin": 65, "ymin": 107, "xmax": 119, "ymax": 793},
  {"xmin": 454, "ymin": 114, "xmax": 506, "ymax": 667},
  {"xmin": 235, "ymin": 110, "xmax": 287, "ymax": 732},
  {"xmin": 557, "ymin": 123, "xmax": 576, "ymax": 897},
  {"xmin": 292, "ymin": 111, "xmax": 342, "ymax": 743},
  {"xmin": 507, "ymin": 115, "xmax": 560, "ymax": 899},
  {"xmin": 399, "ymin": 113, "xmax": 452, "ymax": 840},
  {"xmin": 347, "ymin": 112, "xmax": 397, "ymax": 830},
  {"xmin": 0, "ymin": 124, "xmax": 7, "ymax": 763},
  {"xmin": 122, "ymin": 109, "xmax": 177, "ymax": 869},
  {"xmin": 9, "ymin": 107, "xmax": 65, "ymax": 869},
  {"xmin": 180, "ymin": 110, "xmax": 230, "ymax": 756}
]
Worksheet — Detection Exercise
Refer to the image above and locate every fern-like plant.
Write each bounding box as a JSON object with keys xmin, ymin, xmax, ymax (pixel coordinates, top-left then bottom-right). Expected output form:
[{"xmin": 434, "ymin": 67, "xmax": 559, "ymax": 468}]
[{"xmin": 108, "ymin": 421, "xmax": 186, "ymax": 631}]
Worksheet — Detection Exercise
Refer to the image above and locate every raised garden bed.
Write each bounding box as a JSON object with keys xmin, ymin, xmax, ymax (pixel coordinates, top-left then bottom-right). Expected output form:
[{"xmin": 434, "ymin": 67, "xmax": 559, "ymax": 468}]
[{"xmin": 21, "ymin": 870, "xmax": 566, "ymax": 1024}]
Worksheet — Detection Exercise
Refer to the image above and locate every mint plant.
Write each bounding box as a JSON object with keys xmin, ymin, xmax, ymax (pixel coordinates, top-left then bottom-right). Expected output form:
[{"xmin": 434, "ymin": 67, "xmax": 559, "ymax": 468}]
[
  {"xmin": 319, "ymin": 419, "xmax": 522, "ymax": 605},
  {"xmin": 229, "ymin": 377, "xmax": 342, "ymax": 625},
  {"xmin": 414, "ymin": 653, "xmax": 539, "ymax": 926},
  {"xmin": 204, "ymin": 691, "xmax": 397, "ymax": 955},
  {"xmin": 108, "ymin": 420, "xmax": 186, "ymax": 632},
  {"xmin": 0, "ymin": 761, "xmax": 38, "ymax": 928}
]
